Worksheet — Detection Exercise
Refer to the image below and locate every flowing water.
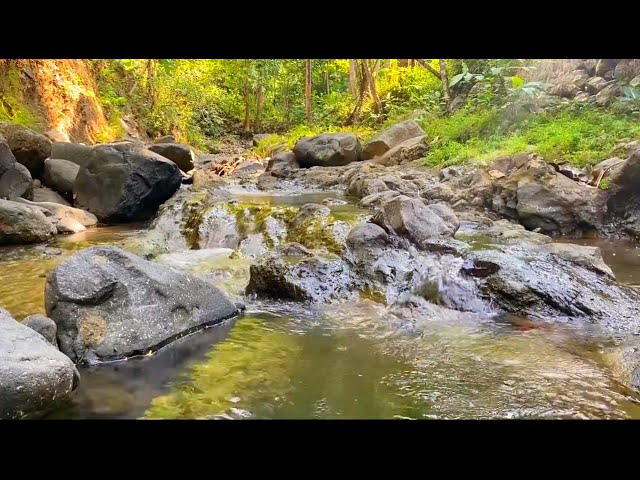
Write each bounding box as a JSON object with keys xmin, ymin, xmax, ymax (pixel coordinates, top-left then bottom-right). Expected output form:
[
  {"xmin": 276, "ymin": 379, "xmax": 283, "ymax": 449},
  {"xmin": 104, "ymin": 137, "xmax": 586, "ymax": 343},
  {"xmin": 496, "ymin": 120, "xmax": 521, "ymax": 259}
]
[{"xmin": 3, "ymin": 194, "xmax": 640, "ymax": 419}]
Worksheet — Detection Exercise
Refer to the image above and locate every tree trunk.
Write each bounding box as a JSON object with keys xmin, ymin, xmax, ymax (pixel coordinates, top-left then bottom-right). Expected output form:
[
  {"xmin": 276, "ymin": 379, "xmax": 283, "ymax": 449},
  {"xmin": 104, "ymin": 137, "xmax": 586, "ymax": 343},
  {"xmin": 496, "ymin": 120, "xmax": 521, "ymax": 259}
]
[
  {"xmin": 256, "ymin": 84, "xmax": 264, "ymax": 128},
  {"xmin": 345, "ymin": 60, "xmax": 368, "ymax": 125},
  {"xmin": 362, "ymin": 59, "xmax": 382, "ymax": 115},
  {"xmin": 348, "ymin": 59, "xmax": 358, "ymax": 97},
  {"xmin": 243, "ymin": 82, "xmax": 251, "ymax": 132},
  {"xmin": 438, "ymin": 59, "xmax": 452, "ymax": 106},
  {"xmin": 398, "ymin": 59, "xmax": 409, "ymax": 68},
  {"xmin": 325, "ymin": 64, "xmax": 330, "ymax": 94},
  {"xmin": 305, "ymin": 59, "xmax": 313, "ymax": 124},
  {"xmin": 408, "ymin": 59, "xmax": 415, "ymax": 68}
]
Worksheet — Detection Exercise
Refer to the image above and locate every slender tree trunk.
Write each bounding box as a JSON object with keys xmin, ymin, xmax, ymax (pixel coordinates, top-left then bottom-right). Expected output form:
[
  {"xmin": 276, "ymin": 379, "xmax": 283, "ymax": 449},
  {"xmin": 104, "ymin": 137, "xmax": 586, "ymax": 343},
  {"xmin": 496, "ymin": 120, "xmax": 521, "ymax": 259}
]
[
  {"xmin": 438, "ymin": 59, "xmax": 452, "ymax": 106},
  {"xmin": 398, "ymin": 59, "xmax": 409, "ymax": 68},
  {"xmin": 408, "ymin": 59, "xmax": 415, "ymax": 68},
  {"xmin": 362, "ymin": 59, "xmax": 382, "ymax": 115},
  {"xmin": 348, "ymin": 59, "xmax": 358, "ymax": 97},
  {"xmin": 256, "ymin": 84, "xmax": 264, "ymax": 129},
  {"xmin": 305, "ymin": 59, "xmax": 313, "ymax": 123},
  {"xmin": 243, "ymin": 82, "xmax": 251, "ymax": 132},
  {"xmin": 345, "ymin": 60, "xmax": 368, "ymax": 125}
]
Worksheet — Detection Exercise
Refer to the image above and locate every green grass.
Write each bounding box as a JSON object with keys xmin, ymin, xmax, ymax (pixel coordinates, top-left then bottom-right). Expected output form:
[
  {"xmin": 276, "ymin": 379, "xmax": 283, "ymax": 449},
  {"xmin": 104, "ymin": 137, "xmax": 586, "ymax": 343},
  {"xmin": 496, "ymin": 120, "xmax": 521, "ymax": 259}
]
[{"xmin": 419, "ymin": 104, "xmax": 640, "ymax": 167}]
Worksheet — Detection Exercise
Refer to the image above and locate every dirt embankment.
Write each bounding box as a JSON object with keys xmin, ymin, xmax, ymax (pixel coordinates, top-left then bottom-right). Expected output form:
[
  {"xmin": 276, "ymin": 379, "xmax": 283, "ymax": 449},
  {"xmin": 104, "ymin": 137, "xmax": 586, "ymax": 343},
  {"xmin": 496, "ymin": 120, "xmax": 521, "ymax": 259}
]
[{"xmin": 0, "ymin": 59, "xmax": 112, "ymax": 144}]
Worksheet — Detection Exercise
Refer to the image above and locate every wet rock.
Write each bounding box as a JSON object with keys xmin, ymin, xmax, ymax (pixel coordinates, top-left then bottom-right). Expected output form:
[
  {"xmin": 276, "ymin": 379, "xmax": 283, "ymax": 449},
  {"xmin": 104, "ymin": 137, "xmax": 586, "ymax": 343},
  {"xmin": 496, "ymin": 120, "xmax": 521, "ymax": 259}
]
[
  {"xmin": 467, "ymin": 243, "xmax": 640, "ymax": 332},
  {"xmin": 33, "ymin": 186, "xmax": 70, "ymax": 205},
  {"xmin": 321, "ymin": 197, "xmax": 347, "ymax": 206},
  {"xmin": 372, "ymin": 195, "xmax": 459, "ymax": 250},
  {"xmin": 293, "ymin": 133, "xmax": 362, "ymax": 168},
  {"xmin": 362, "ymin": 119, "xmax": 425, "ymax": 160},
  {"xmin": 148, "ymin": 143, "xmax": 196, "ymax": 173},
  {"xmin": 15, "ymin": 198, "xmax": 98, "ymax": 234},
  {"xmin": 45, "ymin": 246, "xmax": 240, "ymax": 364},
  {"xmin": 50, "ymin": 142, "xmax": 94, "ymax": 168},
  {"xmin": 0, "ymin": 122, "xmax": 52, "ymax": 178},
  {"xmin": 346, "ymin": 223, "xmax": 390, "ymax": 249},
  {"xmin": 0, "ymin": 162, "xmax": 33, "ymax": 200},
  {"xmin": 544, "ymin": 243, "xmax": 614, "ymax": 277},
  {"xmin": 74, "ymin": 143, "xmax": 182, "ymax": 223},
  {"xmin": 0, "ymin": 199, "xmax": 57, "ymax": 245},
  {"xmin": 22, "ymin": 315, "xmax": 58, "ymax": 347},
  {"xmin": 42, "ymin": 158, "xmax": 79, "ymax": 200},
  {"xmin": 246, "ymin": 243, "xmax": 355, "ymax": 302},
  {"xmin": 478, "ymin": 220, "xmax": 553, "ymax": 245},
  {"xmin": 0, "ymin": 307, "xmax": 79, "ymax": 419}
]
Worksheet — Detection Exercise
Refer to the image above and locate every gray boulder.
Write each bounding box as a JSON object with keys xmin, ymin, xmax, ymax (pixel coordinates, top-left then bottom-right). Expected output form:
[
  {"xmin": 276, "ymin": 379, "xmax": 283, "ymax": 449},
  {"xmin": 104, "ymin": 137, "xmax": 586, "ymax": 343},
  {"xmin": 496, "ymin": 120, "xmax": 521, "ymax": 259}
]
[
  {"xmin": 0, "ymin": 122, "xmax": 52, "ymax": 178},
  {"xmin": 0, "ymin": 134, "xmax": 16, "ymax": 177},
  {"xmin": 0, "ymin": 162, "xmax": 33, "ymax": 200},
  {"xmin": 73, "ymin": 143, "xmax": 182, "ymax": 223},
  {"xmin": 362, "ymin": 119, "xmax": 425, "ymax": 160},
  {"xmin": 0, "ymin": 308, "xmax": 79, "ymax": 419},
  {"xmin": 147, "ymin": 143, "xmax": 195, "ymax": 173},
  {"xmin": 293, "ymin": 133, "xmax": 362, "ymax": 168},
  {"xmin": 33, "ymin": 186, "xmax": 70, "ymax": 205},
  {"xmin": 50, "ymin": 142, "xmax": 94, "ymax": 168},
  {"xmin": 231, "ymin": 159, "xmax": 264, "ymax": 178},
  {"xmin": 22, "ymin": 314, "xmax": 59, "ymax": 347},
  {"xmin": 0, "ymin": 199, "xmax": 57, "ymax": 245},
  {"xmin": 45, "ymin": 246, "xmax": 240, "ymax": 364},
  {"xmin": 372, "ymin": 195, "xmax": 459, "ymax": 250},
  {"xmin": 265, "ymin": 151, "xmax": 300, "ymax": 178},
  {"xmin": 15, "ymin": 198, "xmax": 98, "ymax": 233},
  {"xmin": 42, "ymin": 158, "xmax": 79, "ymax": 199},
  {"xmin": 154, "ymin": 135, "xmax": 177, "ymax": 144}
]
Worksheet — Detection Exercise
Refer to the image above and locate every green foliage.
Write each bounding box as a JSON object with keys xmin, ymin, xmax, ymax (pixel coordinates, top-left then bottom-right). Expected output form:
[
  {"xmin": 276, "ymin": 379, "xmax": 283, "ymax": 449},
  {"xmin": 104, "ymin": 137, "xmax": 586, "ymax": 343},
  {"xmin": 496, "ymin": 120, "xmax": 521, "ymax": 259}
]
[
  {"xmin": 599, "ymin": 177, "xmax": 612, "ymax": 190},
  {"xmin": 0, "ymin": 68, "xmax": 41, "ymax": 128},
  {"xmin": 422, "ymin": 103, "xmax": 640, "ymax": 167}
]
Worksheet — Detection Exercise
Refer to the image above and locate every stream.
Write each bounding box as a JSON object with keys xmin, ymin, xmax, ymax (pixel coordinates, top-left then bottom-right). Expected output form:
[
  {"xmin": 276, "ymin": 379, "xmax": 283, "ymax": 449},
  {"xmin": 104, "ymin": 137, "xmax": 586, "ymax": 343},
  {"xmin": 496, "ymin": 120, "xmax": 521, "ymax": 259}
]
[{"xmin": 3, "ymin": 192, "xmax": 640, "ymax": 419}]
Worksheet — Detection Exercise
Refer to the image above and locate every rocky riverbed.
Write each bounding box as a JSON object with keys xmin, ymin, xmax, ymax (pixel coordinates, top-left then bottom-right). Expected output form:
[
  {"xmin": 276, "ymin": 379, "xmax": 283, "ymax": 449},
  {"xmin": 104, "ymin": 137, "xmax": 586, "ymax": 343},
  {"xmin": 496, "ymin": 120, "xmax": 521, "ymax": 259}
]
[{"xmin": 3, "ymin": 120, "xmax": 640, "ymax": 419}]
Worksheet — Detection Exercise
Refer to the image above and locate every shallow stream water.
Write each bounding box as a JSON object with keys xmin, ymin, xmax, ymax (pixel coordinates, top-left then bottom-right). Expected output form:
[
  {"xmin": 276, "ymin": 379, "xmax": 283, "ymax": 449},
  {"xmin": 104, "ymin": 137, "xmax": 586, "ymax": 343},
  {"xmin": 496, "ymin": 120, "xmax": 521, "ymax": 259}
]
[{"xmin": 3, "ymin": 193, "xmax": 640, "ymax": 419}]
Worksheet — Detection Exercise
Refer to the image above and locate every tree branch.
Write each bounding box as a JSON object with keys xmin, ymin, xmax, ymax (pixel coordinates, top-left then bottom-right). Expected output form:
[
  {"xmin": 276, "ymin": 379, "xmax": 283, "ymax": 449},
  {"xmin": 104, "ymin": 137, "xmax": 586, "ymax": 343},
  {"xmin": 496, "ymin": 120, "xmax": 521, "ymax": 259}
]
[{"xmin": 416, "ymin": 59, "xmax": 442, "ymax": 80}]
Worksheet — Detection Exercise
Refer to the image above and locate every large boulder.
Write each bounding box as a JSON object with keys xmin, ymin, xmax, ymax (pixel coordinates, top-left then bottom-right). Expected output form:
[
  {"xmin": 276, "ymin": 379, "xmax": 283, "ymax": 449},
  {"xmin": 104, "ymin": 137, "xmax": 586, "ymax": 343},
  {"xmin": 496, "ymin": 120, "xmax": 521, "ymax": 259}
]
[
  {"xmin": 73, "ymin": 143, "xmax": 182, "ymax": 223},
  {"xmin": 45, "ymin": 246, "xmax": 240, "ymax": 364},
  {"xmin": 147, "ymin": 143, "xmax": 196, "ymax": 173},
  {"xmin": 375, "ymin": 135, "xmax": 427, "ymax": 166},
  {"xmin": 0, "ymin": 308, "xmax": 79, "ymax": 419},
  {"xmin": 246, "ymin": 243, "xmax": 355, "ymax": 303},
  {"xmin": 154, "ymin": 135, "xmax": 176, "ymax": 144},
  {"xmin": 372, "ymin": 195, "xmax": 459, "ymax": 250},
  {"xmin": 15, "ymin": 198, "xmax": 98, "ymax": 233},
  {"xmin": 0, "ymin": 122, "xmax": 52, "ymax": 178},
  {"xmin": 0, "ymin": 134, "xmax": 16, "ymax": 177},
  {"xmin": 0, "ymin": 162, "xmax": 33, "ymax": 200},
  {"xmin": 0, "ymin": 199, "xmax": 57, "ymax": 245},
  {"xmin": 42, "ymin": 158, "xmax": 79, "ymax": 199},
  {"xmin": 293, "ymin": 133, "xmax": 362, "ymax": 168},
  {"xmin": 362, "ymin": 120, "xmax": 425, "ymax": 160},
  {"xmin": 50, "ymin": 142, "xmax": 94, "ymax": 168}
]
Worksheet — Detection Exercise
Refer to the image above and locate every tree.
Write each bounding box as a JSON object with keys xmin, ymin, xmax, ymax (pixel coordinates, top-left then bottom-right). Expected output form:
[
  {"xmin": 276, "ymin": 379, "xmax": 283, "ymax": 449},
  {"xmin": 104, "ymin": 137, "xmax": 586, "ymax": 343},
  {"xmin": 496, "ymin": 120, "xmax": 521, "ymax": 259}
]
[
  {"xmin": 416, "ymin": 59, "xmax": 452, "ymax": 107},
  {"xmin": 348, "ymin": 59, "xmax": 358, "ymax": 97},
  {"xmin": 305, "ymin": 59, "xmax": 313, "ymax": 123},
  {"xmin": 362, "ymin": 59, "xmax": 382, "ymax": 115}
]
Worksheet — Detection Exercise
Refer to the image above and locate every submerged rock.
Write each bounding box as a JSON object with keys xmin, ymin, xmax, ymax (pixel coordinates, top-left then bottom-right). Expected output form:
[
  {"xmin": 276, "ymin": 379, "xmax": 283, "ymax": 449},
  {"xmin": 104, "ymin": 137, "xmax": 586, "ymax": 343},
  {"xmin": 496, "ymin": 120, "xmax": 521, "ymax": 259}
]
[
  {"xmin": 45, "ymin": 246, "xmax": 240, "ymax": 364},
  {"xmin": 0, "ymin": 308, "xmax": 79, "ymax": 419}
]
